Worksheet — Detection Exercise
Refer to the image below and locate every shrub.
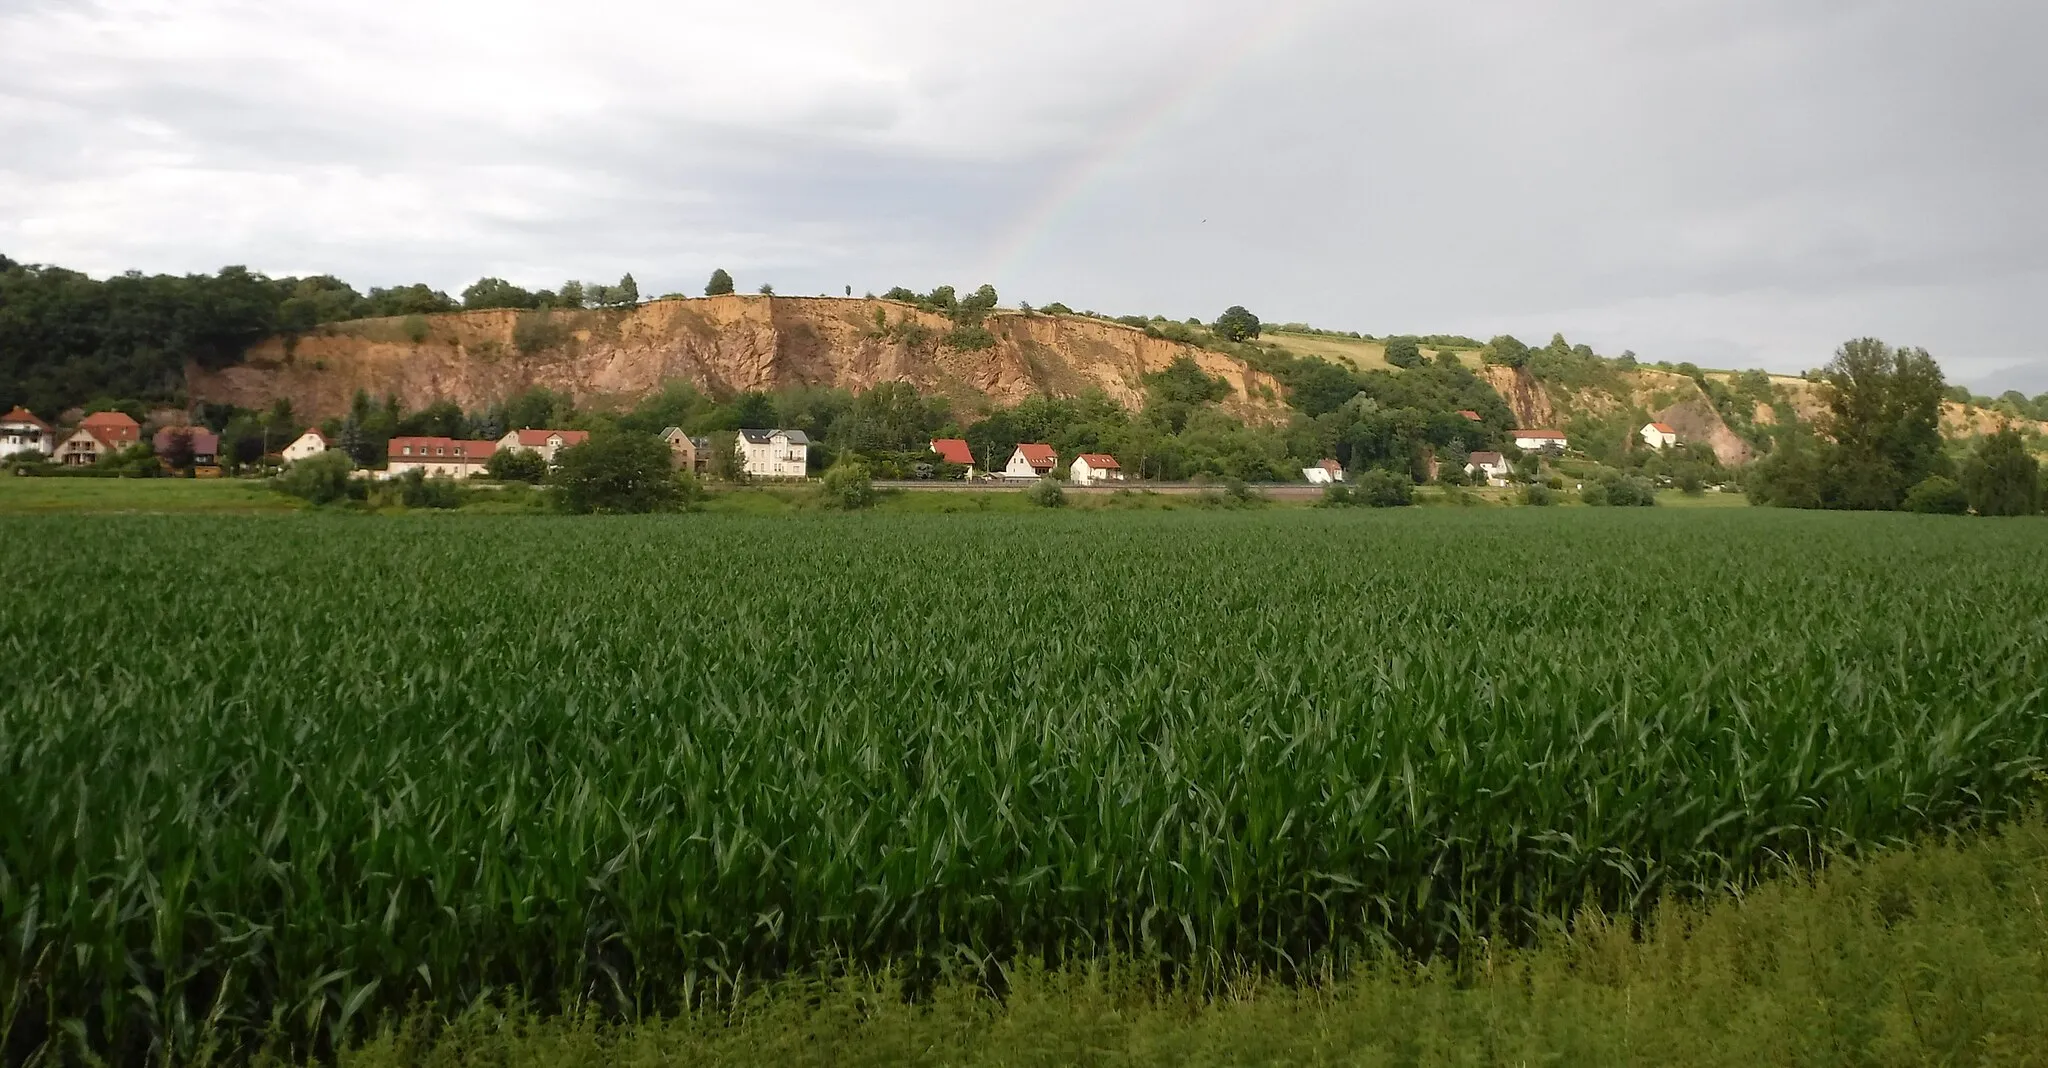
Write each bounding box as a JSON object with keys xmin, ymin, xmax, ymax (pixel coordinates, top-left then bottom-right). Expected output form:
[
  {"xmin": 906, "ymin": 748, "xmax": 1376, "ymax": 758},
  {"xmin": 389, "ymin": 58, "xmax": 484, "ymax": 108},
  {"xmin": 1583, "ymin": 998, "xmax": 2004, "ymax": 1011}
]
[
  {"xmin": 396, "ymin": 469, "xmax": 462, "ymax": 509},
  {"xmin": 1383, "ymin": 337, "xmax": 1424, "ymax": 369},
  {"xmin": 944, "ymin": 325, "xmax": 997, "ymax": 351},
  {"xmin": 486, "ymin": 447, "xmax": 548, "ymax": 484},
  {"xmin": 1354, "ymin": 469, "xmax": 1415, "ymax": 507},
  {"xmin": 819, "ymin": 461, "xmax": 877, "ymax": 510},
  {"xmin": 1029, "ymin": 476, "xmax": 1066, "ymax": 508},
  {"xmin": 402, "ymin": 314, "xmax": 430, "ymax": 344},
  {"xmin": 1903, "ymin": 475, "xmax": 1969, "ymax": 515},
  {"xmin": 272, "ymin": 450, "xmax": 358, "ymax": 505},
  {"xmin": 550, "ymin": 433, "xmax": 683, "ymax": 514},
  {"xmin": 1588, "ymin": 474, "xmax": 1657, "ymax": 507},
  {"xmin": 1223, "ymin": 478, "xmax": 1261, "ymax": 507},
  {"xmin": 1320, "ymin": 482, "xmax": 1355, "ymax": 507},
  {"xmin": 1960, "ymin": 427, "xmax": 2041, "ymax": 516},
  {"xmin": 513, "ymin": 310, "xmax": 569, "ymax": 355},
  {"xmin": 1521, "ymin": 484, "xmax": 1556, "ymax": 507}
]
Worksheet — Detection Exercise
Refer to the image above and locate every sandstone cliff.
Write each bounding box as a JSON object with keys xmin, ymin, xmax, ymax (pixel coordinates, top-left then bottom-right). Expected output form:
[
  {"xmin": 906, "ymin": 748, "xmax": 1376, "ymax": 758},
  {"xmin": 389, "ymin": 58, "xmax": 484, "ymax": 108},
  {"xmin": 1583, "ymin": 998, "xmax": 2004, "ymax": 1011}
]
[
  {"xmin": 189, "ymin": 296, "xmax": 1287, "ymax": 424},
  {"xmin": 1479, "ymin": 365, "xmax": 1756, "ymax": 466}
]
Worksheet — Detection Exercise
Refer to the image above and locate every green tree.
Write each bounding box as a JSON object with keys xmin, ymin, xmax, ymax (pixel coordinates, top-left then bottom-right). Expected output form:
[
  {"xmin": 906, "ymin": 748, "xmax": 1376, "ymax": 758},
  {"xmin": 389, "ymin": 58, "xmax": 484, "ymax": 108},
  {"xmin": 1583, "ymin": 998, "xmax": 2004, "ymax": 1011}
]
[
  {"xmin": 612, "ymin": 273, "xmax": 639, "ymax": 307},
  {"xmin": 462, "ymin": 277, "xmax": 539, "ymax": 310},
  {"xmin": 1354, "ymin": 469, "xmax": 1414, "ymax": 507},
  {"xmin": 1383, "ymin": 336, "xmax": 1423, "ymax": 369},
  {"xmin": 272, "ymin": 450, "xmax": 357, "ymax": 504},
  {"xmin": 557, "ymin": 280, "xmax": 586, "ymax": 309},
  {"xmin": 1483, "ymin": 335, "xmax": 1530, "ymax": 369},
  {"xmin": 1029, "ymin": 476, "xmax": 1066, "ymax": 508},
  {"xmin": 1959, "ymin": 427, "xmax": 2041, "ymax": 516},
  {"xmin": 1902, "ymin": 475, "xmax": 1969, "ymax": 515},
  {"xmin": 758, "ymin": 283, "xmax": 775, "ymax": 296},
  {"xmin": 818, "ymin": 460, "xmax": 876, "ymax": 510},
  {"xmin": 485, "ymin": 447, "xmax": 548, "ymax": 484},
  {"xmin": 705, "ymin": 430, "xmax": 746, "ymax": 482},
  {"xmin": 1213, "ymin": 306, "xmax": 1262, "ymax": 342},
  {"xmin": 549, "ymin": 432, "xmax": 683, "ymax": 513},
  {"xmin": 157, "ymin": 427, "xmax": 196, "ymax": 471},
  {"xmin": 1816, "ymin": 338, "xmax": 1947, "ymax": 510},
  {"xmin": 706, "ymin": 269, "xmax": 735, "ymax": 296}
]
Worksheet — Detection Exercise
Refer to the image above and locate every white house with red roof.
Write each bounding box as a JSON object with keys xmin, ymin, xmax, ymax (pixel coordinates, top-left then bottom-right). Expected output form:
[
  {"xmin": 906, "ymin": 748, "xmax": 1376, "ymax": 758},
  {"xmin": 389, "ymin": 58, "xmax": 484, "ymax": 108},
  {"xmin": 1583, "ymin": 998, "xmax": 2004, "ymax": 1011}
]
[
  {"xmin": 1639, "ymin": 422, "xmax": 1679, "ymax": 450},
  {"xmin": 495, "ymin": 428, "xmax": 590, "ymax": 464},
  {"xmin": 1302, "ymin": 458, "xmax": 1346, "ymax": 484},
  {"xmin": 1005, "ymin": 443, "xmax": 1058, "ymax": 480},
  {"xmin": 385, "ymin": 436, "xmax": 498, "ymax": 479},
  {"xmin": 57, "ymin": 411, "xmax": 141, "ymax": 465},
  {"xmin": 929, "ymin": 437, "xmax": 977, "ymax": 476},
  {"xmin": 1070, "ymin": 453, "xmax": 1124, "ymax": 484},
  {"xmin": 1, "ymin": 407, "xmax": 53, "ymax": 458},
  {"xmin": 283, "ymin": 429, "xmax": 330, "ymax": 462},
  {"xmin": 1466, "ymin": 451, "xmax": 1511, "ymax": 484},
  {"xmin": 1512, "ymin": 429, "xmax": 1568, "ymax": 452}
]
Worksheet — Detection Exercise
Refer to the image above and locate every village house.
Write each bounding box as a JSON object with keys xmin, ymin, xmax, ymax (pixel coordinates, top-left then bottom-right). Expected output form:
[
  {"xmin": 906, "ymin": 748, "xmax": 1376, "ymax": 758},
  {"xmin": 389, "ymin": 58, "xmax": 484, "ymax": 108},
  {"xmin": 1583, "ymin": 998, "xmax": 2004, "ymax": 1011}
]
[
  {"xmin": 1512, "ymin": 429, "xmax": 1569, "ymax": 453},
  {"xmin": 929, "ymin": 438, "xmax": 978, "ymax": 477},
  {"xmin": 1070, "ymin": 453, "xmax": 1125, "ymax": 484},
  {"xmin": 151, "ymin": 426, "xmax": 221, "ymax": 467},
  {"xmin": 1466, "ymin": 451, "xmax": 1511, "ymax": 484},
  {"xmin": 1004, "ymin": 443, "xmax": 1058, "ymax": 480},
  {"xmin": 57, "ymin": 411, "xmax": 141, "ymax": 465},
  {"xmin": 1456, "ymin": 410, "xmax": 1482, "ymax": 422},
  {"xmin": 0, "ymin": 407, "xmax": 53, "ymax": 458},
  {"xmin": 282, "ymin": 430, "xmax": 329, "ymax": 462},
  {"xmin": 736, "ymin": 429, "xmax": 810, "ymax": 479},
  {"xmin": 1640, "ymin": 422, "xmax": 1679, "ymax": 450},
  {"xmin": 660, "ymin": 427, "xmax": 712, "ymax": 474},
  {"xmin": 1302, "ymin": 458, "xmax": 1346, "ymax": 484},
  {"xmin": 495, "ymin": 428, "xmax": 590, "ymax": 465},
  {"xmin": 385, "ymin": 437, "xmax": 498, "ymax": 479}
]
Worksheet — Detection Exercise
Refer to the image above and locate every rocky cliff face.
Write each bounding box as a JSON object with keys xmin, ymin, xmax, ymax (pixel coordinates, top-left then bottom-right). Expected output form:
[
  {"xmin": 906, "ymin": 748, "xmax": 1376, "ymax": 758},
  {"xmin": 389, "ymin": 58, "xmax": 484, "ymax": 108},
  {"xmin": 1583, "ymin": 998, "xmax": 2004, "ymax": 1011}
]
[
  {"xmin": 188, "ymin": 296, "xmax": 1287, "ymax": 423},
  {"xmin": 1479, "ymin": 365, "xmax": 1756, "ymax": 466}
]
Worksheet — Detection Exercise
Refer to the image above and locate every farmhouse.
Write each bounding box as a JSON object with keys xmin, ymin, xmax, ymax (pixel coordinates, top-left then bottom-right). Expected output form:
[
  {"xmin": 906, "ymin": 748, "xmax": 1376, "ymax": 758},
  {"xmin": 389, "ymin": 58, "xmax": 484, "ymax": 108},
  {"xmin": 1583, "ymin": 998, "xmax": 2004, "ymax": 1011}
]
[
  {"xmin": 1005, "ymin": 443, "xmax": 1058, "ymax": 479},
  {"xmin": 1466, "ymin": 451, "xmax": 1510, "ymax": 483},
  {"xmin": 660, "ymin": 427, "xmax": 712, "ymax": 473},
  {"xmin": 151, "ymin": 427, "xmax": 221, "ymax": 467},
  {"xmin": 495, "ymin": 428, "xmax": 590, "ymax": 464},
  {"xmin": 57, "ymin": 411, "xmax": 141, "ymax": 465},
  {"xmin": 282, "ymin": 430, "xmax": 329, "ymax": 462},
  {"xmin": 386, "ymin": 437, "xmax": 498, "ymax": 480},
  {"xmin": 1070, "ymin": 453, "xmax": 1125, "ymax": 484},
  {"xmin": 736, "ymin": 429, "xmax": 810, "ymax": 479},
  {"xmin": 1512, "ymin": 429, "xmax": 1568, "ymax": 452},
  {"xmin": 1640, "ymin": 422, "xmax": 1679, "ymax": 450},
  {"xmin": 929, "ymin": 438, "xmax": 977, "ymax": 476},
  {"xmin": 1302, "ymin": 459, "xmax": 1346, "ymax": 484},
  {"xmin": 0, "ymin": 407, "xmax": 53, "ymax": 458}
]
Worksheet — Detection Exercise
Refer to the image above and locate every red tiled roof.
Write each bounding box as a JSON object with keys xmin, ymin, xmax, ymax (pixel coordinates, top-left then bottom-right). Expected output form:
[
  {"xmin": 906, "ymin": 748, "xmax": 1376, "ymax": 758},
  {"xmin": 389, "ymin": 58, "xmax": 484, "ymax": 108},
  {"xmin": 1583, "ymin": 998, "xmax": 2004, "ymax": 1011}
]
[
  {"xmin": 1457, "ymin": 410, "xmax": 1481, "ymax": 421},
  {"xmin": 388, "ymin": 436, "xmax": 498, "ymax": 460},
  {"xmin": 2, "ymin": 407, "xmax": 50, "ymax": 430},
  {"xmin": 1514, "ymin": 429, "xmax": 1567, "ymax": 440},
  {"xmin": 930, "ymin": 438, "xmax": 975, "ymax": 465},
  {"xmin": 1075, "ymin": 453, "xmax": 1120, "ymax": 469},
  {"xmin": 80, "ymin": 411, "xmax": 139, "ymax": 430},
  {"xmin": 1015, "ymin": 443, "xmax": 1056, "ymax": 468},
  {"xmin": 1469, "ymin": 451, "xmax": 1506, "ymax": 465},
  {"xmin": 1648, "ymin": 422, "xmax": 1677, "ymax": 434},
  {"xmin": 509, "ymin": 428, "xmax": 589, "ymax": 447},
  {"xmin": 1317, "ymin": 458, "xmax": 1343, "ymax": 473},
  {"xmin": 299, "ymin": 430, "xmax": 329, "ymax": 444}
]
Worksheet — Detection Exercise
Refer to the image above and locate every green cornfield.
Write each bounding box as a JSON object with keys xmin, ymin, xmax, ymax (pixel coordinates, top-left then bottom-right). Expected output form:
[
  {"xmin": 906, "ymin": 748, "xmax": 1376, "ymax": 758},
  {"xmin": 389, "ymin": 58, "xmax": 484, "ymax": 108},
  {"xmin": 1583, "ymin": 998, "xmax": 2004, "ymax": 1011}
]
[{"xmin": 2, "ymin": 509, "xmax": 2044, "ymax": 1062}]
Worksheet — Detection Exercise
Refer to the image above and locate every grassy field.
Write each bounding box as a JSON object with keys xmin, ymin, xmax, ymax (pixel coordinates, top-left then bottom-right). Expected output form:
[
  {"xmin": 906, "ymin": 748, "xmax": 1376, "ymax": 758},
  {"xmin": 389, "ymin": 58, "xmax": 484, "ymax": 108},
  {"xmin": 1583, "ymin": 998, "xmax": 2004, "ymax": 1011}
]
[
  {"xmin": 0, "ymin": 474, "xmax": 302, "ymax": 513},
  {"xmin": 1263, "ymin": 332, "xmax": 1484, "ymax": 372},
  {"xmin": 2, "ymin": 509, "xmax": 2042, "ymax": 1062}
]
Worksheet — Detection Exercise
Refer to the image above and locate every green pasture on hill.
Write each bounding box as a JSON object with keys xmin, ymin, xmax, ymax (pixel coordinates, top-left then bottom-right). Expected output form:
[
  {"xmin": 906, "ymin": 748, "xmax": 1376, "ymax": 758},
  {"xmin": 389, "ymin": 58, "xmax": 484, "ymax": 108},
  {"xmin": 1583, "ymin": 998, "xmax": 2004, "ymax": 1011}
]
[{"xmin": 2, "ymin": 508, "xmax": 2043, "ymax": 1063}]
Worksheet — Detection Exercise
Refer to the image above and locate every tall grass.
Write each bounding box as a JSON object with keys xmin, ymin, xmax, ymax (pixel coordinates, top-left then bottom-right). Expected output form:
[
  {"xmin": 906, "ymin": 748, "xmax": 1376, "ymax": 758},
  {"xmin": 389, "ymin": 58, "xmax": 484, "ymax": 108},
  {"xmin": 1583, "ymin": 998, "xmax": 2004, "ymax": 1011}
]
[{"xmin": 2, "ymin": 510, "xmax": 2044, "ymax": 1061}]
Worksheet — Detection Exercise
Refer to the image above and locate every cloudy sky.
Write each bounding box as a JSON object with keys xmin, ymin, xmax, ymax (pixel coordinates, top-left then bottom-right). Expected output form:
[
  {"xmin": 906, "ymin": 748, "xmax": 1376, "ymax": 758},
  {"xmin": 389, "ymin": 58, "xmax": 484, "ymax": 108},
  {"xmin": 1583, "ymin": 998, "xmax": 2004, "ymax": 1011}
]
[{"xmin": 4, "ymin": 0, "xmax": 2045, "ymax": 391}]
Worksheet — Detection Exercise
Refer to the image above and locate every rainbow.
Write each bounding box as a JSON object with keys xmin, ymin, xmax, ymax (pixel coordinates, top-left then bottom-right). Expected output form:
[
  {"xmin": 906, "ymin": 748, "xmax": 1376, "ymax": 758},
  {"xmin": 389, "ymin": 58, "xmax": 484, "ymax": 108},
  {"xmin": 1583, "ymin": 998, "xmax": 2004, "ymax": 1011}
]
[{"xmin": 977, "ymin": 1, "xmax": 1329, "ymax": 286}]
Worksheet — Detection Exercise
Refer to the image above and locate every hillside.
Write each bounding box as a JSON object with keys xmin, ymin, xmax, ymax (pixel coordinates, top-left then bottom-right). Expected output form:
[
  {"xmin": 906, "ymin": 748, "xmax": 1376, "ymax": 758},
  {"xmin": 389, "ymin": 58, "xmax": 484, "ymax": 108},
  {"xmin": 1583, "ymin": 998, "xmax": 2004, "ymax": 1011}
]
[{"xmin": 188, "ymin": 296, "xmax": 1287, "ymax": 424}]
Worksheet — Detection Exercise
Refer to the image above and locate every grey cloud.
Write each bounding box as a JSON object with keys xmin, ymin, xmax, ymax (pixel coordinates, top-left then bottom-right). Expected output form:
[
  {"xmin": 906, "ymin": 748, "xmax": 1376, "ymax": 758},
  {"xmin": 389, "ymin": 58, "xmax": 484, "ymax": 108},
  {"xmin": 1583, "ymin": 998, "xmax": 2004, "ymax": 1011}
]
[{"xmin": 2, "ymin": 0, "xmax": 2044, "ymax": 389}]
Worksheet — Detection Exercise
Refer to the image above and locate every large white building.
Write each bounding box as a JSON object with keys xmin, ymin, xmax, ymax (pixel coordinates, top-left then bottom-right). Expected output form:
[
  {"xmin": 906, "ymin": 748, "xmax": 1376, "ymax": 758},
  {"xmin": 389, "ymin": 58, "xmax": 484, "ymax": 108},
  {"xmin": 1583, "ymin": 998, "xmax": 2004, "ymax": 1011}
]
[
  {"xmin": 1004, "ymin": 443, "xmax": 1058, "ymax": 480},
  {"xmin": 736, "ymin": 429, "xmax": 810, "ymax": 479},
  {"xmin": 282, "ymin": 430, "xmax": 330, "ymax": 463},
  {"xmin": 1070, "ymin": 453, "xmax": 1125, "ymax": 484},
  {"xmin": 1466, "ymin": 451, "xmax": 1511, "ymax": 484},
  {"xmin": 1639, "ymin": 422, "xmax": 1679, "ymax": 450},
  {"xmin": 496, "ymin": 428, "xmax": 590, "ymax": 465},
  {"xmin": 385, "ymin": 437, "xmax": 497, "ymax": 479},
  {"xmin": 0, "ymin": 407, "xmax": 53, "ymax": 458},
  {"xmin": 1512, "ymin": 429, "xmax": 1569, "ymax": 452},
  {"xmin": 1302, "ymin": 459, "xmax": 1345, "ymax": 484}
]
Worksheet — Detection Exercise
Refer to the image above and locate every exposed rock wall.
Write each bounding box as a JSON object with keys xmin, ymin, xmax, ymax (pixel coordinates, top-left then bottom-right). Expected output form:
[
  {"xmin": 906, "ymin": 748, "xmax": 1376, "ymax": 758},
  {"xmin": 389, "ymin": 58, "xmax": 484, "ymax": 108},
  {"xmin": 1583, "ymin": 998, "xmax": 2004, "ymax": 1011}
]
[{"xmin": 188, "ymin": 297, "xmax": 1287, "ymax": 423}]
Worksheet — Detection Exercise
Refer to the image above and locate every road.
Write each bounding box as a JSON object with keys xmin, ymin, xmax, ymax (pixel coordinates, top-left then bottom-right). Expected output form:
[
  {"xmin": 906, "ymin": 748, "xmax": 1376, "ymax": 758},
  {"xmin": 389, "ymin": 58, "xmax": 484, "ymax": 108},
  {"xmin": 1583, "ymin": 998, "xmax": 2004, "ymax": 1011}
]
[{"xmin": 871, "ymin": 479, "xmax": 1326, "ymax": 500}]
